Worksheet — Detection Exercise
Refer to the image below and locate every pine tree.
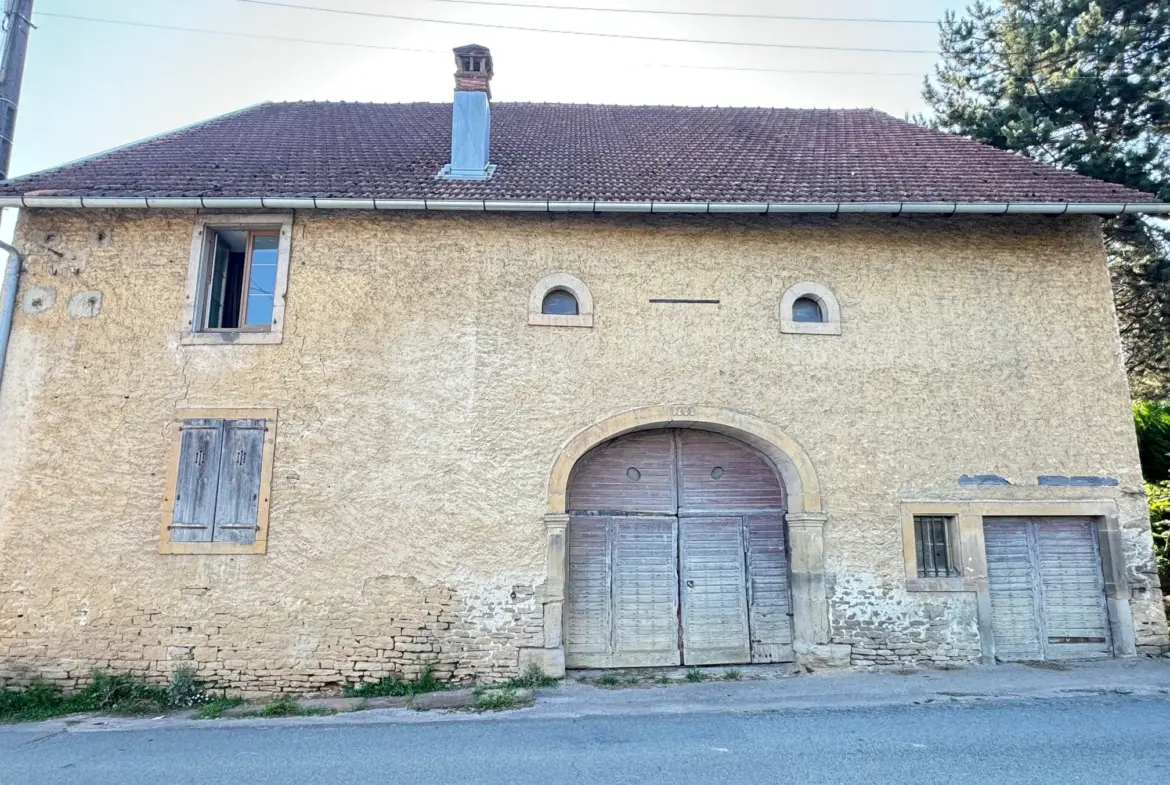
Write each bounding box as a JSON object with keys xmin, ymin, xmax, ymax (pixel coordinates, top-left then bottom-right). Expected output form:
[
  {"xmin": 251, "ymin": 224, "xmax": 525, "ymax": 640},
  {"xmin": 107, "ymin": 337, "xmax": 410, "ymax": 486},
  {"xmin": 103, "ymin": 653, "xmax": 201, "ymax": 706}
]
[{"xmin": 922, "ymin": 0, "xmax": 1170, "ymax": 397}]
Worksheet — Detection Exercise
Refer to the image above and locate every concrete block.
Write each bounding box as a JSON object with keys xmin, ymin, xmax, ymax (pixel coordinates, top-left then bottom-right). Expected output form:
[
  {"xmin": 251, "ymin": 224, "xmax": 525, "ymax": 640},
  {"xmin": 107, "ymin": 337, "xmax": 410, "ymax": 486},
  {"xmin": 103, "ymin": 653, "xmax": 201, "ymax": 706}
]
[
  {"xmin": 518, "ymin": 647, "xmax": 566, "ymax": 679},
  {"xmin": 411, "ymin": 688, "xmax": 477, "ymax": 710},
  {"xmin": 794, "ymin": 642, "xmax": 851, "ymax": 671}
]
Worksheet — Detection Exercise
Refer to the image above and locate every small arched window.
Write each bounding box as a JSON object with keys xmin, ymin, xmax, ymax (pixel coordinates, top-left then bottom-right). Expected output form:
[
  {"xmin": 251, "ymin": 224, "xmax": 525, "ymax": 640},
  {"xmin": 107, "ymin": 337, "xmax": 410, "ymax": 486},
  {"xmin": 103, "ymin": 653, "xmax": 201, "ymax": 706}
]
[
  {"xmin": 542, "ymin": 289, "xmax": 579, "ymax": 316},
  {"xmin": 791, "ymin": 296, "xmax": 823, "ymax": 323},
  {"xmin": 529, "ymin": 273, "xmax": 594, "ymax": 327},
  {"xmin": 780, "ymin": 282, "xmax": 841, "ymax": 335}
]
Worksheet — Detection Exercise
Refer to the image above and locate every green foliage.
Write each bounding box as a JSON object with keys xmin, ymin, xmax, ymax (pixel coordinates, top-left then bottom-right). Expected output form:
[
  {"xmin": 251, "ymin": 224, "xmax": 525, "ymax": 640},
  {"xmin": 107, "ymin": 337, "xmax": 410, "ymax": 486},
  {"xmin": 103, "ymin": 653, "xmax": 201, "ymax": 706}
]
[
  {"xmin": 1135, "ymin": 401, "xmax": 1170, "ymax": 481},
  {"xmin": 585, "ymin": 673, "xmax": 641, "ymax": 688},
  {"xmin": 469, "ymin": 686, "xmax": 534, "ymax": 712},
  {"xmin": 342, "ymin": 663, "xmax": 448, "ymax": 699},
  {"xmin": 1146, "ymin": 482, "xmax": 1170, "ymax": 597},
  {"xmin": 921, "ymin": 0, "xmax": 1170, "ymax": 396},
  {"xmin": 722, "ymin": 669, "xmax": 743, "ymax": 681},
  {"xmin": 251, "ymin": 696, "xmax": 334, "ymax": 718},
  {"xmin": 196, "ymin": 698, "xmax": 244, "ymax": 719},
  {"xmin": 0, "ymin": 668, "xmax": 212, "ymax": 723},
  {"xmin": 684, "ymin": 668, "xmax": 708, "ymax": 683},
  {"xmin": 499, "ymin": 665, "xmax": 558, "ymax": 690}
]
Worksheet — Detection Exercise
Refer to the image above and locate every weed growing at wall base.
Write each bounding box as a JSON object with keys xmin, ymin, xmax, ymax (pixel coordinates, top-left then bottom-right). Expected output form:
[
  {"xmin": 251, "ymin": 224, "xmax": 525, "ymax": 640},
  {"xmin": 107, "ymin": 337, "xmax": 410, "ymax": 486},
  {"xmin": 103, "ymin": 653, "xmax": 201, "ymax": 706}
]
[
  {"xmin": 342, "ymin": 663, "xmax": 450, "ymax": 699},
  {"xmin": 0, "ymin": 667, "xmax": 210, "ymax": 723}
]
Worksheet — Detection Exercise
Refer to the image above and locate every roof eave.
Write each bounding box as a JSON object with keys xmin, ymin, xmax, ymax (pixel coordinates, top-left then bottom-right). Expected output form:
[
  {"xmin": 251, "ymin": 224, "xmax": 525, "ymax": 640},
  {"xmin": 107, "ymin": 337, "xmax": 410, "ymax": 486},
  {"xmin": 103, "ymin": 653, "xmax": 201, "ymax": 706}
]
[{"xmin": 0, "ymin": 197, "xmax": 1164, "ymax": 215}]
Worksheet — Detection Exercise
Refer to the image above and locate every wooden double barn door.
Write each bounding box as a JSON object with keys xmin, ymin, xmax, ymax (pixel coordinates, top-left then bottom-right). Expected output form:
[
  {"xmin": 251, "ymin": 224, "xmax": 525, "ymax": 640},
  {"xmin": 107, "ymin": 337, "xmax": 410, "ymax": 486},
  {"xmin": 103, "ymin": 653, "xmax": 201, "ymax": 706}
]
[
  {"xmin": 984, "ymin": 517, "xmax": 1112, "ymax": 661},
  {"xmin": 565, "ymin": 429, "xmax": 793, "ymax": 668}
]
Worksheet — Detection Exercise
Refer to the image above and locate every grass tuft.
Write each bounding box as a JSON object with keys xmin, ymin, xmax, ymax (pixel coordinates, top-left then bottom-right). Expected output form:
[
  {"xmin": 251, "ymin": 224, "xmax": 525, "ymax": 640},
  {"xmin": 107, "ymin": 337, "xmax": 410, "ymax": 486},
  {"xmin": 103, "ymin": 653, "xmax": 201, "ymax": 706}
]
[
  {"xmin": 196, "ymin": 698, "xmax": 244, "ymax": 719},
  {"xmin": 722, "ymin": 669, "xmax": 742, "ymax": 681},
  {"xmin": 0, "ymin": 667, "xmax": 215, "ymax": 723},
  {"xmin": 499, "ymin": 665, "xmax": 558, "ymax": 690},
  {"xmin": 684, "ymin": 668, "xmax": 709, "ymax": 683},
  {"xmin": 342, "ymin": 663, "xmax": 450, "ymax": 699}
]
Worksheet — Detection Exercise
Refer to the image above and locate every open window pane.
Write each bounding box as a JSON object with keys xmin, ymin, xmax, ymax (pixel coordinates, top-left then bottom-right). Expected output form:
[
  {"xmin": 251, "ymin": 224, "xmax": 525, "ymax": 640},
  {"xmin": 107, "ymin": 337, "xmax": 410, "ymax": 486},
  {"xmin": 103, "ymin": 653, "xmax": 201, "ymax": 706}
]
[{"xmin": 244, "ymin": 234, "xmax": 279, "ymax": 327}]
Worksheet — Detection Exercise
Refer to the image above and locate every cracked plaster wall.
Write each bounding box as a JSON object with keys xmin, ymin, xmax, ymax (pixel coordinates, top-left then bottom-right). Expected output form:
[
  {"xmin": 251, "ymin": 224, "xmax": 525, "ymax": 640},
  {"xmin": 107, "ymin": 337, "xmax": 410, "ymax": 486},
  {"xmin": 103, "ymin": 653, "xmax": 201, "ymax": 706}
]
[{"xmin": 0, "ymin": 209, "xmax": 1164, "ymax": 693}]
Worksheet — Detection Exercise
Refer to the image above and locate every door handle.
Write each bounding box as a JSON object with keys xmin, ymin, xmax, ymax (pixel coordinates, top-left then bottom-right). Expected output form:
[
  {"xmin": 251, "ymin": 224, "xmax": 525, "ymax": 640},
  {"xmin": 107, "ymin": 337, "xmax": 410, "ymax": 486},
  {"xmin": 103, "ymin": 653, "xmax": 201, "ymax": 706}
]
[{"xmin": 686, "ymin": 580, "xmax": 695, "ymax": 588}]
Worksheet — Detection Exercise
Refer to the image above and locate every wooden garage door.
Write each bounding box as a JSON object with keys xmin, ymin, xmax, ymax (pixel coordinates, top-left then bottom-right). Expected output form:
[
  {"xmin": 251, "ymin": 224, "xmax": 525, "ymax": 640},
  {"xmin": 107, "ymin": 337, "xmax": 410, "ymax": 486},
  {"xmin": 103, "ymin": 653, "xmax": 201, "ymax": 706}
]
[
  {"xmin": 984, "ymin": 517, "xmax": 1111, "ymax": 662},
  {"xmin": 565, "ymin": 429, "xmax": 791, "ymax": 668}
]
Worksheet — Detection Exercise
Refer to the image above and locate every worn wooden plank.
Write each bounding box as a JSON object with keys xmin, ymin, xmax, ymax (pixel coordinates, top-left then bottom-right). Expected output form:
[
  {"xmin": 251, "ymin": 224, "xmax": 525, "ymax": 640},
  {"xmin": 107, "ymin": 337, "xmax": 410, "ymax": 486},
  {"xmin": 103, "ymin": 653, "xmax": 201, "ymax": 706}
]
[
  {"xmin": 170, "ymin": 419, "xmax": 223, "ymax": 543},
  {"xmin": 565, "ymin": 516, "xmax": 612, "ymax": 668},
  {"xmin": 1035, "ymin": 517, "xmax": 1111, "ymax": 660},
  {"xmin": 679, "ymin": 517, "xmax": 751, "ymax": 665},
  {"xmin": 568, "ymin": 430, "xmax": 677, "ymax": 514},
  {"xmin": 984, "ymin": 517, "xmax": 1044, "ymax": 661},
  {"xmin": 211, "ymin": 419, "xmax": 266, "ymax": 543},
  {"xmin": 610, "ymin": 517, "xmax": 681, "ymax": 667},
  {"xmin": 677, "ymin": 430, "xmax": 784, "ymax": 513},
  {"xmin": 746, "ymin": 513, "xmax": 794, "ymax": 662}
]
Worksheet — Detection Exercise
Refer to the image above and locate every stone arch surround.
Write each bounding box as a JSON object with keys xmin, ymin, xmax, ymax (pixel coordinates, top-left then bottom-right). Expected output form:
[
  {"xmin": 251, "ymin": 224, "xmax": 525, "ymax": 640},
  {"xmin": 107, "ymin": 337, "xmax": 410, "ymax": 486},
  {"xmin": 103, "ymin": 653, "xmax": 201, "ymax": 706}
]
[{"xmin": 520, "ymin": 405, "xmax": 840, "ymax": 676}]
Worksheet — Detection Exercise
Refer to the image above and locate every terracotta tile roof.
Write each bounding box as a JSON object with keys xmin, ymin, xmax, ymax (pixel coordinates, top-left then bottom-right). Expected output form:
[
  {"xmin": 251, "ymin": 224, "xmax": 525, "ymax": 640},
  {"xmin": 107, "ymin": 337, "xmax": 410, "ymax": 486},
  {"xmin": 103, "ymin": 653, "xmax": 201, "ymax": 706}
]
[{"xmin": 0, "ymin": 101, "xmax": 1157, "ymax": 204}]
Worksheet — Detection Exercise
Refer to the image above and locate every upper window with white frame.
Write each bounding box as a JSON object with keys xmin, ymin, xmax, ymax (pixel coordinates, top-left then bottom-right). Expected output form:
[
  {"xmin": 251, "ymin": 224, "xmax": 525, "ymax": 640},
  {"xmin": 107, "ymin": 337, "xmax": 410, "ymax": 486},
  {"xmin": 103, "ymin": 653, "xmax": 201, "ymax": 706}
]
[{"xmin": 183, "ymin": 215, "xmax": 292, "ymax": 345}]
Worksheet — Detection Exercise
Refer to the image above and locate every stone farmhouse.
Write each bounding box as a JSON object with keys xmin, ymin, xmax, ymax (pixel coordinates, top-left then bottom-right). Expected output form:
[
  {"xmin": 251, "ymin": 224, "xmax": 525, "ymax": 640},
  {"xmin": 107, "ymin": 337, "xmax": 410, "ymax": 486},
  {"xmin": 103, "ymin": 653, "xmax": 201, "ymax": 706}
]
[{"xmin": 0, "ymin": 46, "xmax": 1166, "ymax": 695}]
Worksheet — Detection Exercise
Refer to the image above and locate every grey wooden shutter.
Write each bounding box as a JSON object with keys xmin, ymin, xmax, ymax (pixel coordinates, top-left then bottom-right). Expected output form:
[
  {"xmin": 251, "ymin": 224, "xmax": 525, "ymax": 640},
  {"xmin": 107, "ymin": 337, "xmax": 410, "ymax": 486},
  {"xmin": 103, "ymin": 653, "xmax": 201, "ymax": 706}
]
[
  {"xmin": 171, "ymin": 419, "xmax": 224, "ymax": 542},
  {"xmin": 211, "ymin": 418, "xmax": 266, "ymax": 543},
  {"xmin": 1035, "ymin": 518, "xmax": 1111, "ymax": 660},
  {"xmin": 745, "ymin": 514, "xmax": 793, "ymax": 663},
  {"xmin": 984, "ymin": 518, "xmax": 1044, "ymax": 661},
  {"xmin": 610, "ymin": 517, "xmax": 681, "ymax": 667},
  {"xmin": 565, "ymin": 516, "xmax": 612, "ymax": 668},
  {"xmin": 679, "ymin": 517, "xmax": 751, "ymax": 665}
]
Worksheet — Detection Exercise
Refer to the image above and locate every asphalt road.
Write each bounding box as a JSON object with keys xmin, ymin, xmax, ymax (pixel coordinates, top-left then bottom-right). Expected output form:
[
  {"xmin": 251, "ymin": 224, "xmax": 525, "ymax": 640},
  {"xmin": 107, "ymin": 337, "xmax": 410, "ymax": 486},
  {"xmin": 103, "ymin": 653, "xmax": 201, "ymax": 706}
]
[{"xmin": 2, "ymin": 697, "xmax": 1168, "ymax": 785}]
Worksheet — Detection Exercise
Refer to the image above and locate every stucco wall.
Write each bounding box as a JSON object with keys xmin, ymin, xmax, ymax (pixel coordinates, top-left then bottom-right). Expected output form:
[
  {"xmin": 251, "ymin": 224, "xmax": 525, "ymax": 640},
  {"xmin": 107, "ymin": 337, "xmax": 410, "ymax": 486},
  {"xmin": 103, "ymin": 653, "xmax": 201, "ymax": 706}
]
[{"xmin": 0, "ymin": 210, "xmax": 1164, "ymax": 693}]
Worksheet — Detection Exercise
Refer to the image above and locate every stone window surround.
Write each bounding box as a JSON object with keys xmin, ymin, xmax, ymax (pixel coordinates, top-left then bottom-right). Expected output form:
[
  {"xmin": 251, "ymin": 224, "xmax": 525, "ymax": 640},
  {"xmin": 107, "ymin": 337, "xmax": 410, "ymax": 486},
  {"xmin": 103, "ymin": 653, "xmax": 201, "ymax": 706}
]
[
  {"xmin": 159, "ymin": 407, "xmax": 278, "ymax": 556},
  {"xmin": 528, "ymin": 405, "xmax": 834, "ymax": 676},
  {"xmin": 527, "ymin": 273, "xmax": 594, "ymax": 328},
  {"xmin": 780, "ymin": 281, "xmax": 842, "ymax": 335},
  {"xmin": 181, "ymin": 214, "xmax": 293, "ymax": 345},
  {"xmin": 899, "ymin": 499, "xmax": 1135, "ymax": 663}
]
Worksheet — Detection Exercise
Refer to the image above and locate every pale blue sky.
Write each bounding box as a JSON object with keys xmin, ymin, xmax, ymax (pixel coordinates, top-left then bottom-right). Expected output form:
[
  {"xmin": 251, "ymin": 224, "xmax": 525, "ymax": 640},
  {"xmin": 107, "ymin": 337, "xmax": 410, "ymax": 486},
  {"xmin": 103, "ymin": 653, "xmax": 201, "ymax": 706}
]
[{"xmin": 12, "ymin": 0, "xmax": 963, "ymax": 179}]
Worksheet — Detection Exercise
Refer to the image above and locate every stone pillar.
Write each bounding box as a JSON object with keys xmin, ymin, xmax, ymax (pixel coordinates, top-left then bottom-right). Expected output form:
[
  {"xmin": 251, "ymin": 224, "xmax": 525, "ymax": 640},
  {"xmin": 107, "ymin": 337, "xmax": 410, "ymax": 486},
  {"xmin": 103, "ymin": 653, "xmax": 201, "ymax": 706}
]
[
  {"xmin": 519, "ymin": 513, "xmax": 569, "ymax": 678},
  {"xmin": 788, "ymin": 511, "xmax": 848, "ymax": 668}
]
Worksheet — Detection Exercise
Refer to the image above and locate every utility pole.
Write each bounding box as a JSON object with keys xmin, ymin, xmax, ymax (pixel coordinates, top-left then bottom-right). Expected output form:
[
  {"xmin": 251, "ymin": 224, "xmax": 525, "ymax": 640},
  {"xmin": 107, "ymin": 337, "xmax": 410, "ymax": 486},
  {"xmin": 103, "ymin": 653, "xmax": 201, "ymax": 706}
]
[{"xmin": 0, "ymin": 0, "xmax": 33, "ymax": 180}]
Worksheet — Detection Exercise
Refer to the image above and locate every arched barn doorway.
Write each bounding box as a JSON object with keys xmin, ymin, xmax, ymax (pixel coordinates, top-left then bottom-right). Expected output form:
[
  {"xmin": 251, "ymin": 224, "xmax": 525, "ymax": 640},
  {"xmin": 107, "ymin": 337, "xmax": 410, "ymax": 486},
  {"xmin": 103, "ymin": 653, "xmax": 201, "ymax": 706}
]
[{"xmin": 564, "ymin": 428, "xmax": 793, "ymax": 669}]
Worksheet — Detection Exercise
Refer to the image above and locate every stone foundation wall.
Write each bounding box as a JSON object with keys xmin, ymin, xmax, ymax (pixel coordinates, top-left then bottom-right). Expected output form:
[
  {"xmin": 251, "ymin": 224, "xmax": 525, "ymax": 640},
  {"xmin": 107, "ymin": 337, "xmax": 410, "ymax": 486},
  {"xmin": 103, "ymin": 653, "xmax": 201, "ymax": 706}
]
[
  {"xmin": 828, "ymin": 574, "xmax": 982, "ymax": 668},
  {"xmin": 0, "ymin": 581, "xmax": 543, "ymax": 698}
]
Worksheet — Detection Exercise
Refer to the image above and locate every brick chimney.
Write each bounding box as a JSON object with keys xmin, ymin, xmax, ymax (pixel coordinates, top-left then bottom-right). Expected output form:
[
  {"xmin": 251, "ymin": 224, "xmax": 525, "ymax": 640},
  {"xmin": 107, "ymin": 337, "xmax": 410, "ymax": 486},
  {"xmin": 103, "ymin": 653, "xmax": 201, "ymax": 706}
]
[{"xmin": 438, "ymin": 44, "xmax": 496, "ymax": 180}]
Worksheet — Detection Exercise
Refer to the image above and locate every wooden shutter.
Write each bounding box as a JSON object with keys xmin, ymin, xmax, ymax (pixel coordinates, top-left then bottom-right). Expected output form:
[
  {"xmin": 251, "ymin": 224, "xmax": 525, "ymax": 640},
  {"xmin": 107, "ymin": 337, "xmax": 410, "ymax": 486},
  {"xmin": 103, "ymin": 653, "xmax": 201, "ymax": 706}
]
[
  {"xmin": 565, "ymin": 517, "xmax": 612, "ymax": 667},
  {"xmin": 679, "ymin": 517, "xmax": 751, "ymax": 665},
  {"xmin": 610, "ymin": 518, "xmax": 681, "ymax": 667},
  {"xmin": 984, "ymin": 518, "xmax": 1044, "ymax": 661},
  {"xmin": 1035, "ymin": 518, "xmax": 1111, "ymax": 660},
  {"xmin": 170, "ymin": 419, "xmax": 224, "ymax": 542},
  {"xmin": 746, "ymin": 513, "xmax": 793, "ymax": 662},
  {"xmin": 212, "ymin": 419, "xmax": 266, "ymax": 543}
]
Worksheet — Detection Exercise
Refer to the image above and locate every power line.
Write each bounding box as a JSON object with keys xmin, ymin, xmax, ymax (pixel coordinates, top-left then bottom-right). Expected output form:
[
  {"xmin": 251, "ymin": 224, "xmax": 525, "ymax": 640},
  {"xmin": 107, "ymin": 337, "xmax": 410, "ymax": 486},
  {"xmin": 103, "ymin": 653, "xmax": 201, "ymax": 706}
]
[
  {"xmin": 410, "ymin": 0, "xmax": 937, "ymax": 25},
  {"xmin": 31, "ymin": 12, "xmax": 924, "ymax": 77},
  {"xmin": 35, "ymin": 11, "xmax": 451, "ymax": 55},
  {"xmin": 237, "ymin": 0, "xmax": 940, "ymax": 55}
]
